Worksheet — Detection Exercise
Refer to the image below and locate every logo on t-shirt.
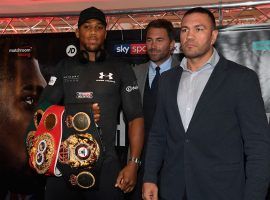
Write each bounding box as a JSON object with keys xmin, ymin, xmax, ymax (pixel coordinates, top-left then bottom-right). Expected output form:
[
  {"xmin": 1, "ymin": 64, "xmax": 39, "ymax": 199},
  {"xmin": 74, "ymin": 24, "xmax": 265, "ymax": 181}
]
[
  {"xmin": 96, "ymin": 72, "xmax": 115, "ymax": 83},
  {"xmin": 48, "ymin": 76, "xmax": 57, "ymax": 86},
  {"xmin": 76, "ymin": 92, "xmax": 93, "ymax": 99}
]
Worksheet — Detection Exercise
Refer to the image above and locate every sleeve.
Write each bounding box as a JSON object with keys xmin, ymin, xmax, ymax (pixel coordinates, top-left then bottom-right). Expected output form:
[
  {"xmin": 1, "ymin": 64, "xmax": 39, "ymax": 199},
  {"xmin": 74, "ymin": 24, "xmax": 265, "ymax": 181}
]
[
  {"xmin": 120, "ymin": 63, "xmax": 143, "ymax": 122},
  {"xmin": 236, "ymin": 69, "xmax": 270, "ymax": 200},
  {"xmin": 143, "ymin": 74, "xmax": 167, "ymax": 184}
]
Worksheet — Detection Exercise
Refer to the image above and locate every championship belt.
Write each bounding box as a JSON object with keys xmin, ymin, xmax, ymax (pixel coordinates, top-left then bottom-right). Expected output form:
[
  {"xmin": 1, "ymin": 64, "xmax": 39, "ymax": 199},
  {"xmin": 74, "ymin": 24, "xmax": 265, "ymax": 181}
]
[
  {"xmin": 26, "ymin": 104, "xmax": 105, "ymax": 190},
  {"xmin": 27, "ymin": 105, "xmax": 63, "ymax": 176}
]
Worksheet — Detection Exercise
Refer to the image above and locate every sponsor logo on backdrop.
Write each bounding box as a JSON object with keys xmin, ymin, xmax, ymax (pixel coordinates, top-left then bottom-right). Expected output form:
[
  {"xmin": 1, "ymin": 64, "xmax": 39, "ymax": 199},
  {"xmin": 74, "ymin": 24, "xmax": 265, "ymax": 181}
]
[
  {"xmin": 252, "ymin": 40, "xmax": 270, "ymax": 51},
  {"xmin": 113, "ymin": 43, "xmax": 147, "ymax": 55},
  {"xmin": 9, "ymin": 46, "xmax": 32, "ymax": 57},
  {"xmin": 113, "ymin": 43, "xmax": 181, "ymax": 55},
  {"xmin": 173, "ymin": 43, "xmax": 181, "ymax": 54},
  {"xmin": 130, "ymin": 44, "xmax": 147, "ymax": 55},
  {"xmin": 66, "ymin": 45, "xmax": 77, "ymax": 57}
]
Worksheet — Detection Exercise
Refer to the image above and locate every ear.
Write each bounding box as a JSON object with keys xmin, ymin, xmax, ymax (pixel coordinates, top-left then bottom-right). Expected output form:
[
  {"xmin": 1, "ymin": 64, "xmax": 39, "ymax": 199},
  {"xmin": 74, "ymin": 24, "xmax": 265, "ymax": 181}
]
[
  {"xmin": 75, "ymin": 28, "xmax": 80, "ymax": 39},
  {"xmin": 211, "ymin": 29, "xmax": 218, "ymax": 45}
]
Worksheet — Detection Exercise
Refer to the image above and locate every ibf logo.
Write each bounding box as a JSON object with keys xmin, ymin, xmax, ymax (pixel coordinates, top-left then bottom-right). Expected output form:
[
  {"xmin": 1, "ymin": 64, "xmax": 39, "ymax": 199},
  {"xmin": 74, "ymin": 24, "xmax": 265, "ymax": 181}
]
[
  {"xmin": 114, "ymin": 44, "xmax": 130, "ymax": 54},
  {"xmin": 99, "ymin": 72, "xmax": 113, "ymax": 80},
  {"xmin": 130, "ymin": 44, "xmax": 147, "ymax": 55},
  {"xmin": 66, "ymin": 45, "xmax": 77, "ymax": 57}
]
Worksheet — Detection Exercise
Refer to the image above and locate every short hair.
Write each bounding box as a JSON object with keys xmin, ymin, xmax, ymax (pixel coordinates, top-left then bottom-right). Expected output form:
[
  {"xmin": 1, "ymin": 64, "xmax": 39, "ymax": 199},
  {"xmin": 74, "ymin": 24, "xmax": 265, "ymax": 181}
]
[
  {"xmin": 0, "ymin": 40, "xmax": 38, "ymax": 81},
  {"xmin": 145, "ymin": 19, "xmax": 175, "ymax": 41},
  {"xmin": 183, "ymin": 7, "xmax": 216, "ymax": 30}
]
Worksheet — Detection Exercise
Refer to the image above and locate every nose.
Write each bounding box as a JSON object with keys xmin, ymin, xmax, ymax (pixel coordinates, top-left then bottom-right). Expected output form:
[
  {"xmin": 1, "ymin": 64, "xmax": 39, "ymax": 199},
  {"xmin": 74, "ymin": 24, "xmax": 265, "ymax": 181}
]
[{"xmin": 186, "ymin": 30, "xmax": 194, "ymax": 39}]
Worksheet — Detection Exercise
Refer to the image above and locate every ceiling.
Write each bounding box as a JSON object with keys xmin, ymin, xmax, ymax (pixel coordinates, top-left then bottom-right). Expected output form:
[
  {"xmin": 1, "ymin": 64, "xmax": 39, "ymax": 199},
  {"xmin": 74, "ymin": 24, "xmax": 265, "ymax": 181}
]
[
  {"xmin": 0, "ymin": 0, "xmax": 267, "ymax": 16},
  {"xmin": 0, "ymin": 0, "xmax": 270, "ymax": 34}
]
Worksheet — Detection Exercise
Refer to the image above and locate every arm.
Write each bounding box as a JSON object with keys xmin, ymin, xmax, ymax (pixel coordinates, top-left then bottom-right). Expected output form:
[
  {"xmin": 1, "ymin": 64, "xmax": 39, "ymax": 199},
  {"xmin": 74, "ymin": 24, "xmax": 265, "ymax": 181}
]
[
  {"xmin": 143, "ymin": 74, "xmax": 167, "ymax": 184},
  {"xmin": 236, "ymin": 69, "xmax": 270, "ymax": 200},
  {"xmin": 115, "ymin": 117, "xmax": 144, "ymax": 193},
  {"xmin": 115, "ymin": 64, "xmax": 144, "ymax": 193}
]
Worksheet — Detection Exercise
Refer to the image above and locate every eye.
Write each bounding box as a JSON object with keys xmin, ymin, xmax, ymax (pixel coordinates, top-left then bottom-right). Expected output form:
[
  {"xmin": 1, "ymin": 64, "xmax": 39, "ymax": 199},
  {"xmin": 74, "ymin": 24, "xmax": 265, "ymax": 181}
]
[
  {"xmin": 196, "ymin": 27, "xmax": 204, "ymax": 32},
  {"xmin": 96, "ymin": 25, "xmax": 105, "ymax": 30},
  {"xmin": 21, "ymin": 95, "xmax": 38, "ymax": 111},
  {"xmin": 25, "ymin": 96, "xmax": 34, "ymax": 105},
  {"xmin": 180, "ymin": 28, "xmax": 188, "ymax": 33}
]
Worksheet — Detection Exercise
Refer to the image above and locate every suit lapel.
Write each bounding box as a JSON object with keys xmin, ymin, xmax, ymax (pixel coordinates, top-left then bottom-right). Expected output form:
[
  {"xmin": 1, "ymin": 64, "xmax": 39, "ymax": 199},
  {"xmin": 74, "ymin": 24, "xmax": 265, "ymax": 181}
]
[
  {"xmin": 136, "ymin": 62, "xmax": 149, "ymax": 100},
  {"xmin": 187, "ymin": 57, "xmax": 228, "ymax": 133},
  {"xmin": 169, "ymin": 66, "xmax": 186, "ymax": 133}
]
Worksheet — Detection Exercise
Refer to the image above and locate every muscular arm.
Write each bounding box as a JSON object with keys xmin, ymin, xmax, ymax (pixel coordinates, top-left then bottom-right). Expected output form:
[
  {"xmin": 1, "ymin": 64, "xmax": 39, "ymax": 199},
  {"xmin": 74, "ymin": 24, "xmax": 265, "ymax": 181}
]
[
  {"xmin": 115, "ymin": 63, "xmax": 144, "ymax": 193},
  {"xmin": 128, "ymin": 117, "xmax": 144, "ymax": 164}
]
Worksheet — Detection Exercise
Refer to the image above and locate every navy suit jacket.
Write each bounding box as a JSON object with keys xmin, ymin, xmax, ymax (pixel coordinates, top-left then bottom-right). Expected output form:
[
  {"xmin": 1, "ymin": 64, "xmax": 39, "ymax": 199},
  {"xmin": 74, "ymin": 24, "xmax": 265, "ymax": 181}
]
[{"xmin": 144, "ymin": 56, "xmax": 270, "ymax": 200}]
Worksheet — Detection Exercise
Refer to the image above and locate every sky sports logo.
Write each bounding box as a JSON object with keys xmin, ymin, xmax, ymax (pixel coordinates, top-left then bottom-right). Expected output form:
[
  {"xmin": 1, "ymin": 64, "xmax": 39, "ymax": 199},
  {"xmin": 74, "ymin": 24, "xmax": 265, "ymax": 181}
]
[
  {"xmin": 113, "ymin": 43, "xmax": 181, "ymax": 56},
  {"xmin": 113, "ymin": 43, "xmax": 147, "ymax": 55}
]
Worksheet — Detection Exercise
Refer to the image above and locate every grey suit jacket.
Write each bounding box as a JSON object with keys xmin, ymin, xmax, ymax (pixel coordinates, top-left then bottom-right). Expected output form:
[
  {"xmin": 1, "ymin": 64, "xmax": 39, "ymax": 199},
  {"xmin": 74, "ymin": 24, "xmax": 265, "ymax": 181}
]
[{"xmin": 133, "ymin": 56, "xmax": 179, "ymax": 102}]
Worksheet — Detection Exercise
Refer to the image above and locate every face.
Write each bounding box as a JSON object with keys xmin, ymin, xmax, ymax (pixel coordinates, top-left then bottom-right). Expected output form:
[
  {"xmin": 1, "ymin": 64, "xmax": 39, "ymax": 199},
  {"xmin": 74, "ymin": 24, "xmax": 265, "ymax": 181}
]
[
  {"xmin": 146, "ymin": 27, "xmax": 175, "ymax": 66},
  {"xmin": 180, "ymin": 12, "xmax": 218, "ymax": 60},
  {"xmin": 0, "ymin": 58, "xmax": 46, "ymax": 172},
  {"xmin": 76, "ymin": 19, "xmax": 107, "ymax": 52}
]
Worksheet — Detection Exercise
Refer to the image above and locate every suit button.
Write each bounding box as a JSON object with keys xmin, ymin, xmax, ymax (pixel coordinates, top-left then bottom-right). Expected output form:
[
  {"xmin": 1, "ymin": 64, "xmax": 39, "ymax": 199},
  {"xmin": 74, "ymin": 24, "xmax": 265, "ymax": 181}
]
[{"xmin": 185, "ymin": 139, "xmax": 190, "ymax": 143}]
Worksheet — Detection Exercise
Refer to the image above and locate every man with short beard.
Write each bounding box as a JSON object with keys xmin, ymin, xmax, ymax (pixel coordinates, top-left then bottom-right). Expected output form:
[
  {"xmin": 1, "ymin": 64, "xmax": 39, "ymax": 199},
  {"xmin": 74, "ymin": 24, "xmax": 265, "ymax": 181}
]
[
  {"xmin": 143, "ymin": 7, "xmax": 270, "ymax": 200},
  {"xmin": 27, "ymin": 7, "xmax": 144, "ymax": 200},
  {"xmin": 128, "ymin": 19, "xmax": 179, "ymax": 200}
]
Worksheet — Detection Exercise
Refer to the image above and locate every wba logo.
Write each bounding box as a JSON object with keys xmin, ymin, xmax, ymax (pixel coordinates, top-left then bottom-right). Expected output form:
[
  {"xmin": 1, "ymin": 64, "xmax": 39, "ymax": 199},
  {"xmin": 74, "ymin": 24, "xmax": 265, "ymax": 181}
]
[{"xmin": 99, "ymin": 72, "xmax": 113, "ymax": 80}]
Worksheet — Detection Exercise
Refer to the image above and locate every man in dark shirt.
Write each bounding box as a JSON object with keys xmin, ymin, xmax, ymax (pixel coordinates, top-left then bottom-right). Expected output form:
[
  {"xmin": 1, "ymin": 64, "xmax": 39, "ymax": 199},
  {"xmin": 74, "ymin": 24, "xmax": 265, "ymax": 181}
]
[{"xmin": 27, "ymin": 6, "xmax": 144, "ymax": 200}]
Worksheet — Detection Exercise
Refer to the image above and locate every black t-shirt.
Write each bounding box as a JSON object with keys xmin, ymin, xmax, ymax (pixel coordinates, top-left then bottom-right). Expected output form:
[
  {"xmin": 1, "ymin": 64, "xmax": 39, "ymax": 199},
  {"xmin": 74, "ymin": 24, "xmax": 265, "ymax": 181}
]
[{"xmin": 38, "ymin": 55, "xmax": 143, "ymax": 159}]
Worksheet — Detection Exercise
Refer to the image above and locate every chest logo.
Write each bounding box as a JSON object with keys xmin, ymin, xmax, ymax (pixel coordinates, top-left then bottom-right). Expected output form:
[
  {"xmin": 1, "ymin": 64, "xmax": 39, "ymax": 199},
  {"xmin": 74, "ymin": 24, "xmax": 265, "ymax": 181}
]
[{"xmin": 96, "ymin": 72, "xmax": 115, "ymax": 83}]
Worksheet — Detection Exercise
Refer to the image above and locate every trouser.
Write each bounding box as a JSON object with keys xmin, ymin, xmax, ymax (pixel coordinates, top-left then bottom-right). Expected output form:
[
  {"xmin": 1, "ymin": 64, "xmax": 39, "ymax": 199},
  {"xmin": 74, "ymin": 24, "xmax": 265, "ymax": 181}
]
[{"xmin": 45, "ymin": 159, "xmax": 124, "ymax": 200}]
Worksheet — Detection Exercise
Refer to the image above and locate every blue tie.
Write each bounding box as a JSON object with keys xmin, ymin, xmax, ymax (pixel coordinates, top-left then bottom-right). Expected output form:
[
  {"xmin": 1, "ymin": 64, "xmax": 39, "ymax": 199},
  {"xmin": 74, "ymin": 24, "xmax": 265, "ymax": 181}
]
[{"xmin": 151, "ymin": 66, "xmax": 160, "ymax": 91}]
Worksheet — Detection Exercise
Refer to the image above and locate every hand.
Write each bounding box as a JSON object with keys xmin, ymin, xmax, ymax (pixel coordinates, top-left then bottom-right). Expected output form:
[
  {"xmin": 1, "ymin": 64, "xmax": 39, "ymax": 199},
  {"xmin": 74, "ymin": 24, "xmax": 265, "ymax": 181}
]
[
  {"xmin": 115, "ymin": 162, "xmax": 138, "ymax": 193},
  {"xmin": 142, "ymin": 182, "xmax": 158, "ymax": 200},
  {"xmin": 91, "ymin": 103, "xmax": 100, "ymax": 123}
]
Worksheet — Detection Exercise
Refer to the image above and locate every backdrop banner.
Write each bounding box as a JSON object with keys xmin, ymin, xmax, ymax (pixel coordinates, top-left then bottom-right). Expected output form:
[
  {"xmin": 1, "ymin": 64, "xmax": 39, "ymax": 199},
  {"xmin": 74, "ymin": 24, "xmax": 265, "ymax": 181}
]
[{"xmin": 1, "ymin": 25, "xmax": 270, "ymax": 150}]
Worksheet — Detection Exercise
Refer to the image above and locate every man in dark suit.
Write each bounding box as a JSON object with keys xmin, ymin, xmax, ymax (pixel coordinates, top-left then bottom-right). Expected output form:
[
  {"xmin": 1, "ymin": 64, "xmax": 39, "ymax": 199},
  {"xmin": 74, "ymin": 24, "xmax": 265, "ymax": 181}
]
[
  {"xmin": 127, "ymin": 19, "xmax": 179, "ymax": 200},
  {"xmin": 143, "ymin": 7, "xmax": 270, "ymax": 200}
]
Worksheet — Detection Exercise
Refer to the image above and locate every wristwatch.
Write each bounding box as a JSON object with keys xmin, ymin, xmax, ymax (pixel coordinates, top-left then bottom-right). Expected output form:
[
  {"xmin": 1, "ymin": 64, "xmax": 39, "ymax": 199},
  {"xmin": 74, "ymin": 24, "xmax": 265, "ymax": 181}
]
[{"xmin": 128, "ymin": 157, "xmax": 141, "ymax": 166}]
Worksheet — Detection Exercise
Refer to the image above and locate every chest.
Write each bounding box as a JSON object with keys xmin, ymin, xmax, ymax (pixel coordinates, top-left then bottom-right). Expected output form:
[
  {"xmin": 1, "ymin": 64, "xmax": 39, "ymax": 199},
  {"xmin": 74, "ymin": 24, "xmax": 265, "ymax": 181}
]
[{"xmin": 62, "ymin": 64, "xmax": 121, "ymax": 103}]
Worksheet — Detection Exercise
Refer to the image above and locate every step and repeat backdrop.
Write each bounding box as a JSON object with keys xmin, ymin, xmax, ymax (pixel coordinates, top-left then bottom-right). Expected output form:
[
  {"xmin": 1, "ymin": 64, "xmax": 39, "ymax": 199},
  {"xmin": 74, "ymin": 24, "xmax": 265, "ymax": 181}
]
[{"xmin": 1, "ymin": 25, "xmax": 270, "ymax": 151}]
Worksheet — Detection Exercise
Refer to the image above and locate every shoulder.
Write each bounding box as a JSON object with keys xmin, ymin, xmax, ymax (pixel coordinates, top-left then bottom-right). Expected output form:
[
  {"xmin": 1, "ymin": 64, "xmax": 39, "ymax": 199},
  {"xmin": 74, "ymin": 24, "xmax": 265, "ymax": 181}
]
[
  {"xmin": 220, "ymin": 56, "xmax": 257, "ymax": 77},
  {"xmin": 133, "ymin": 62, "xmax": 149, "ymax": 73}
]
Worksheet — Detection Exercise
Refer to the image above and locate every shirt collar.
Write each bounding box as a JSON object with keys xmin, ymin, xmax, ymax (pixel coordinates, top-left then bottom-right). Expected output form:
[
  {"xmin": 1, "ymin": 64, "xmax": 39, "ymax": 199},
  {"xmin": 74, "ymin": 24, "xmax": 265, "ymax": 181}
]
[
  {"xmin": 180, "ymin": 48, "xmax": 220, "ymax": 72},
  {"xmin": 149, "ymin": 56, "xmax": 172, "ymax": 74}
]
